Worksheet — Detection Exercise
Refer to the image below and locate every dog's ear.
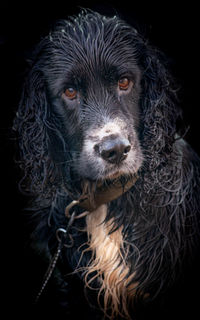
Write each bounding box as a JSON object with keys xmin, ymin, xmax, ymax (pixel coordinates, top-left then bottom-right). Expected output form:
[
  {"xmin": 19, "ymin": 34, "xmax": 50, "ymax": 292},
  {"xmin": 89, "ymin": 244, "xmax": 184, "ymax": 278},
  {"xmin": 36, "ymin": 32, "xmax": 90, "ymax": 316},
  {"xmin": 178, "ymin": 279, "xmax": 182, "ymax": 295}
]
[
  {"xmin": 13, "ymin": 61, "xmax": 54, "ymax": 196},
  {"xmin": 138, "ymin": 43, "xmax": 182, "ymax": 159}
]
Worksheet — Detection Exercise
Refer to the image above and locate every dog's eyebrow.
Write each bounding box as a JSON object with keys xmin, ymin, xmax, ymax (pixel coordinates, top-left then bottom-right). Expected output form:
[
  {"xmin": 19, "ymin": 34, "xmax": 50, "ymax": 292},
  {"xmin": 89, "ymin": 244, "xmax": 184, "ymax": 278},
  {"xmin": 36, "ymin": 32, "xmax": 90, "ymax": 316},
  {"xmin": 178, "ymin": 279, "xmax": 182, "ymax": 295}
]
[{"xmin": 114, "ymin": 66, "xmax": 140, "ymax": 82}]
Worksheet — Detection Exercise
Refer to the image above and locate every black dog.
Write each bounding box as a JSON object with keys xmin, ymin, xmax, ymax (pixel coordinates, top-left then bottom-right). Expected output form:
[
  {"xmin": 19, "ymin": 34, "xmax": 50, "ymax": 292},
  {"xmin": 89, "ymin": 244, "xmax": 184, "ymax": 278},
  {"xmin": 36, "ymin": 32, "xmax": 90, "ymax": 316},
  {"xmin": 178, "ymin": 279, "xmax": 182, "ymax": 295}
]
[{"xmin": 14, "ymin": 10, "xmax": 200, "ymax": 319}]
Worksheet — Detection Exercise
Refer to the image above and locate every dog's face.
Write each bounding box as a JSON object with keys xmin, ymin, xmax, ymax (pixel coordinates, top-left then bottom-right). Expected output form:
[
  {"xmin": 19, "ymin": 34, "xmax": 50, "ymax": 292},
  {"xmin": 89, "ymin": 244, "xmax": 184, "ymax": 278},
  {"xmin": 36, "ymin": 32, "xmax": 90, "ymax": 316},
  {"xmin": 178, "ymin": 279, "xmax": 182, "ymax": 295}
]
[{"xmin": 46, "ymin": 14, "xmax": 143, "ymax": 182}]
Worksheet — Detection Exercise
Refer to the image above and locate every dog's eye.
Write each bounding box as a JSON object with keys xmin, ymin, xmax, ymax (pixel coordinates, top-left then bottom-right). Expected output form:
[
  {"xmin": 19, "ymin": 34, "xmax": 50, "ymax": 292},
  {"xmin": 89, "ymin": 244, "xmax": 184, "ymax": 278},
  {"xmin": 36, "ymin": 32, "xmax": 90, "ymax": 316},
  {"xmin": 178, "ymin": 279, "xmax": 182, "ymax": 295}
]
[
  {"xmin": 118, "ymin": 78, "xmax": 130, "ymax": 91},
  {"xmin": 64, "ymin": 87, "xmax": 77, "ymax": 100}
]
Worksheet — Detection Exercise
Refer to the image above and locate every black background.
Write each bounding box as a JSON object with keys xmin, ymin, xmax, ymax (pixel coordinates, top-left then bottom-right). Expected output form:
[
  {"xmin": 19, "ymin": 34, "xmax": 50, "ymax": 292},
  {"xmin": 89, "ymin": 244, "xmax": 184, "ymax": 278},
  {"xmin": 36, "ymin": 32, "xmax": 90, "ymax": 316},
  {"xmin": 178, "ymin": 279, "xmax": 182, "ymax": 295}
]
[{"xmin": 0, "ymin": 1, "xmax": 199, "ymax": 318}]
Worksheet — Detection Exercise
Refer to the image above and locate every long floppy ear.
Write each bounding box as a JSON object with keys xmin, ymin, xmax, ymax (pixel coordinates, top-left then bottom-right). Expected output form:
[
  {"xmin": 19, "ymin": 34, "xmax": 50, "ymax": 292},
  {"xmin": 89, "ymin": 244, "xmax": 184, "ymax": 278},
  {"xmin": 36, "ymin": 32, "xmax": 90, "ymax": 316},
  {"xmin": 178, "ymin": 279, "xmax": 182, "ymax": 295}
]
[
  {"xmin": 139, "ymin": 43, "xmax": 182, "ymax": 167},
  {"xmin": 13, "ymin": 62, "xmax": 57, "ymax": 200}
]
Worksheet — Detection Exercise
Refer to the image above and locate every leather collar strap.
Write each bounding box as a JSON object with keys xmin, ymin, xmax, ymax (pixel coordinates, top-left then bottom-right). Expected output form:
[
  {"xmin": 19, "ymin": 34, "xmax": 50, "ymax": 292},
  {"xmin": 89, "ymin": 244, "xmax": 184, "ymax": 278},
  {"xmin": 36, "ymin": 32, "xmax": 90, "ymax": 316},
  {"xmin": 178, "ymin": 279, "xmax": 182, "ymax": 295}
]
[{"xmin": 77, "ymin": 174, "xmax": 138, "ymax": 212}]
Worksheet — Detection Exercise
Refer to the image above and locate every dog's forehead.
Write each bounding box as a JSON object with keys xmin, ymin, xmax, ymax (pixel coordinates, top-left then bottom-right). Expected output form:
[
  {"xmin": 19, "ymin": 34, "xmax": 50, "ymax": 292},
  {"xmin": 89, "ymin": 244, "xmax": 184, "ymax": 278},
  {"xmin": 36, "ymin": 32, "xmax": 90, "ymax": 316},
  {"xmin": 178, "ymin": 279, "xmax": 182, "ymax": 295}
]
[
  {"xmin": 54, "ymin": 14, "xmax": 137, "ymax": 69},
  {"xmin": 46, "ymin": 13, "xmax": 140, "ymax": 93},
  {"xmin": 62, "ymin": 13, "xmax": 130, "ymax": 44}
]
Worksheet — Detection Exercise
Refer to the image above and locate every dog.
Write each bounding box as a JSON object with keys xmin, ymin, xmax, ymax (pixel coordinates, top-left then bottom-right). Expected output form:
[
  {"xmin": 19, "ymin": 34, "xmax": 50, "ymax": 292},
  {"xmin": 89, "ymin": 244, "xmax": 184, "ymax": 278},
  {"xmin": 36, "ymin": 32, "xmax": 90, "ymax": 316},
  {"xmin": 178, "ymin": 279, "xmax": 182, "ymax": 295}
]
[{"xmin": 14, "ymin": 10, "xmax": 200, "ymax": 319}]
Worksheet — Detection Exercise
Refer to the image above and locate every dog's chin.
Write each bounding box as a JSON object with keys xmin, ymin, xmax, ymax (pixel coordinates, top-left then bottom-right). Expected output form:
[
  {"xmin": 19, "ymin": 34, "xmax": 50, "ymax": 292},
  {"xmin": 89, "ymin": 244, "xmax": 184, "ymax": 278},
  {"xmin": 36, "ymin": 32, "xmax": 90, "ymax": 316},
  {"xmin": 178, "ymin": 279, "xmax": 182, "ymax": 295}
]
[
  {"xmin": 98, "ymin": 163, "xmax": 139, "ymax": 182},
  {"xmin": 103, "ymin": 170, "xmax": 127, "ymax": 181},
  {"xmin": 82, "ymin": 168, "xmax": 136, "ymax": 184}
]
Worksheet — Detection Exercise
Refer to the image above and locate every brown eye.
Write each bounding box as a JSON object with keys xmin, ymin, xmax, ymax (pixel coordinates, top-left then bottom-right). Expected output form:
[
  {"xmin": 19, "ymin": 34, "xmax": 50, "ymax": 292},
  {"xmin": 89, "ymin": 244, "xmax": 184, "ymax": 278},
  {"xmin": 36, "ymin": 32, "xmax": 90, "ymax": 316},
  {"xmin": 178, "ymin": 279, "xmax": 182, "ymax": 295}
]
[
  {"xmin": 118, "ymin": 78, "xmax": 130, "ymax": 91},
  {"xmin": 64, "ymin": 87, "xmax": 77, "ymax": 100}
]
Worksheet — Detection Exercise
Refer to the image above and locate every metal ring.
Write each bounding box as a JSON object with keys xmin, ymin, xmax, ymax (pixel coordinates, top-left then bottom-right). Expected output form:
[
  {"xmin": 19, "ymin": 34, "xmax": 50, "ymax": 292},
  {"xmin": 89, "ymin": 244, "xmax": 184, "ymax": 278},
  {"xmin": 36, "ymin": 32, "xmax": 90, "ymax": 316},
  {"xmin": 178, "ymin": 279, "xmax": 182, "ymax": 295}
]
[
  {"xmin": 56, "ymin": 228, "xmax": 67, "ymax": 242},
  {"xmin": 65, "ymin": 200, "xmax": 80, "ymax": 218}
]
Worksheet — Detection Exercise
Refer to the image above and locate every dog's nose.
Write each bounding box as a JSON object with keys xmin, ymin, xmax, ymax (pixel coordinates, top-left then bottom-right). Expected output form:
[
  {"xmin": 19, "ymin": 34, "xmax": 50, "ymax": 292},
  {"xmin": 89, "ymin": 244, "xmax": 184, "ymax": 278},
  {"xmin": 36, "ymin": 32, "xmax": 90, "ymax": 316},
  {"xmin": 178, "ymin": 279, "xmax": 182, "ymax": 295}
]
[{"xmin": 96, "ymin": 136, "xmax": 131, "ymax": 164}]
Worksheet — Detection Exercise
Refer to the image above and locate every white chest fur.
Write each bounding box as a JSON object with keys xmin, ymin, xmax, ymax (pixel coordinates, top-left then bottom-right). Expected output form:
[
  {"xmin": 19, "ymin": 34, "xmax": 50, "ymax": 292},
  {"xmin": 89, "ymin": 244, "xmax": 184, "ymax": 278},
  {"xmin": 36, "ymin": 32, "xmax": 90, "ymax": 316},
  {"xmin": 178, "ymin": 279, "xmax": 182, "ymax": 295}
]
[{"xmin": 85, "ymin": 205, "xmax": 137, "ymax": 319}]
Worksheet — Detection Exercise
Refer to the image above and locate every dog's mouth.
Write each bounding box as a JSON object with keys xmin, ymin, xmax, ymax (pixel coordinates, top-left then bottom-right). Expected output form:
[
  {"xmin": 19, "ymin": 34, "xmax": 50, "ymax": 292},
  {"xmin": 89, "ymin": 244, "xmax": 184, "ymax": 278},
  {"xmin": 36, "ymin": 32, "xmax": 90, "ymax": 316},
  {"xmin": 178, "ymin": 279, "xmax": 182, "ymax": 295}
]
[{"xmin": 100, "ymin": 167, "xmax": 128, "ymax": 181}]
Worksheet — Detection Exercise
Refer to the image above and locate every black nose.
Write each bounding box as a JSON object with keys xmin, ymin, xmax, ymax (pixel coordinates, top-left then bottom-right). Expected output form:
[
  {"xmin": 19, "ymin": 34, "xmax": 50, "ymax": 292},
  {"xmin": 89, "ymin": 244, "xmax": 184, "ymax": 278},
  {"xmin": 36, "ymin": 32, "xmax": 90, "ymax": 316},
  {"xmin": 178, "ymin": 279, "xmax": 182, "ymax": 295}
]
[{"xmin": 96, "ymin": 136, "xmax": 131, "ymax": 164}]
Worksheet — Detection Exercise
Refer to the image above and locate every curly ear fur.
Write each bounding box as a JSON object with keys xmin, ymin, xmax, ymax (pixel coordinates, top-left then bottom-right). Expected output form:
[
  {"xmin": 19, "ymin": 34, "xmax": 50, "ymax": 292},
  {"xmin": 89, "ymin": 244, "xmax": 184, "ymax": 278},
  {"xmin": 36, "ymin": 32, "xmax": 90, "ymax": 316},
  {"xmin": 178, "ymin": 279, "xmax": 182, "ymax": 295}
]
[
  {"xmin": 13, "ymin": 58, "xmax": 60, "ymax": 201},
  {"xmin": 140, "ymin": 47, "xmax": 181, "ymax": 157}
]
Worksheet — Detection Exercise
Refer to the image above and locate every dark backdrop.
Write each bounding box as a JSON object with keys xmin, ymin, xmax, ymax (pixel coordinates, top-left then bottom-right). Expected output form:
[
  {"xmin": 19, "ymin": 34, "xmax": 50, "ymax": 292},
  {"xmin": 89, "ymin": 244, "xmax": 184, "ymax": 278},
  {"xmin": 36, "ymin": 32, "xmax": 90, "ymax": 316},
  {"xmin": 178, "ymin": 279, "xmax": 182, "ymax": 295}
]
[{"xmin": 0, "ymin": 1, "xmax": 199, "ymax": 318}]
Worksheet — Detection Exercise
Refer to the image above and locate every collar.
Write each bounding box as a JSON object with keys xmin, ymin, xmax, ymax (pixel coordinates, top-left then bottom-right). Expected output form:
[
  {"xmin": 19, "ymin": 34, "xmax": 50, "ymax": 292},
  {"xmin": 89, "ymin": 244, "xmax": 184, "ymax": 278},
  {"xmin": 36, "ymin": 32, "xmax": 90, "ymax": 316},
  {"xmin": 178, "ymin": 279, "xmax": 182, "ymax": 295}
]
[{"xmin": 75, "ymin": 173, "xmax": 138, "ymax": 212}]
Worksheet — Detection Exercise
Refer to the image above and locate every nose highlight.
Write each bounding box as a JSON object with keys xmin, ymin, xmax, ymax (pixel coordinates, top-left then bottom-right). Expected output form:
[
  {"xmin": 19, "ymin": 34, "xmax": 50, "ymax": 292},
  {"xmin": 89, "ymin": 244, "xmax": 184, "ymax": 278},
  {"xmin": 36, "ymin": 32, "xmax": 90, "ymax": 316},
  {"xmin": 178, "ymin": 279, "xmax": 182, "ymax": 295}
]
[{"xmin": 96, "ymin": 136, "xmax": 131, "ymax": 164}]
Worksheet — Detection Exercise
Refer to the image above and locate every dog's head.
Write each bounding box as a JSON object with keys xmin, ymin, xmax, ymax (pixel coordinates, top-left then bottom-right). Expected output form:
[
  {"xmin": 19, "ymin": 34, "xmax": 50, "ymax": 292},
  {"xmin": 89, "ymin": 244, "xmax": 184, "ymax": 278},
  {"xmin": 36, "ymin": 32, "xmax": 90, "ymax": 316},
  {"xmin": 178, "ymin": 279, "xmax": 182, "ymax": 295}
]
[
  {"xmin": 46, "ymin": 12, "xmax": 143, "ymax": 183},
  {"xmin": 14, "ymin": 11, "xmax": 180, "ymax": 196}
]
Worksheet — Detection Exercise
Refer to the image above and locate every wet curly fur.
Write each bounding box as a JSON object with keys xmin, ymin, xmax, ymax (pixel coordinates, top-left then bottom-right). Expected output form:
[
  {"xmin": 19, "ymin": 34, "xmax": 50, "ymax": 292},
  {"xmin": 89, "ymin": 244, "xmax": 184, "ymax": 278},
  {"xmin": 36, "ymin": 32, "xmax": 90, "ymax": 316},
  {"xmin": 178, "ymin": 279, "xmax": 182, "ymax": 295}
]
[{"xmin": 14, "ymin": 10, "xmax": 200, "ymax": 319}]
